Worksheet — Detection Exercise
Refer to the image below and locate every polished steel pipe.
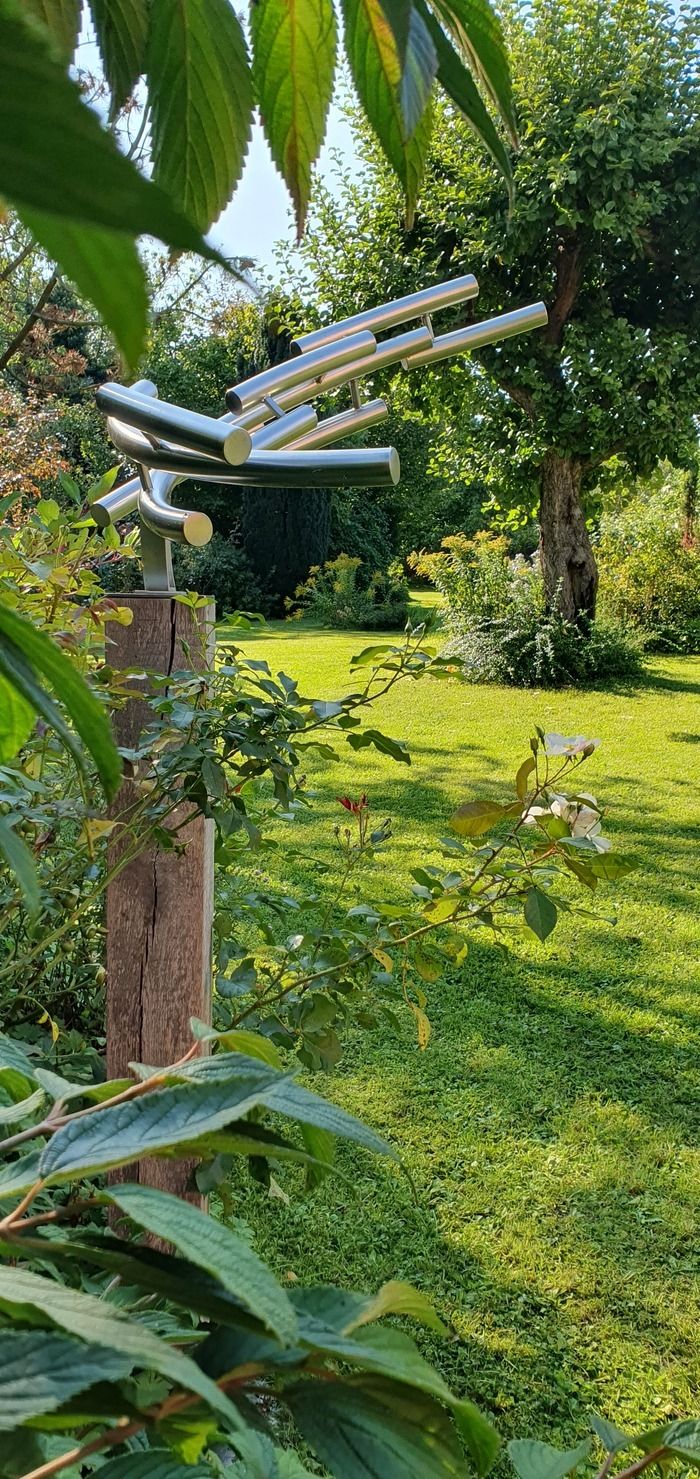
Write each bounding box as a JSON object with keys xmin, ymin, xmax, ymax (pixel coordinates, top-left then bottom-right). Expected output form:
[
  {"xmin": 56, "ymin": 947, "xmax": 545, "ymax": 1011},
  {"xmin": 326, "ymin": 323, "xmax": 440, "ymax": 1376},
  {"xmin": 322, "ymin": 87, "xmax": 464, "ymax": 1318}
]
[
  {"xmin": 138, "ymin": 470, "xmax": 212, "ymax": 547},
  {"xmin": 274, "ymin": 325, "xmax": 433, "ymax": 420},
  {"xmin": 250, "ymin": 405, "xmax": 317, "ymax": 450},
  {"xmin": 96, "ymin": 381, "xmax": 252, "ymax": 465},
  {"xmin": 291, "ymin": 275, "xmax": 480, "ymax": 355},
  {"xmin": 290, "ymin": 398, "xmax": 388, "ymax": 450},
  {"xmin": 224, "ymin": 329, "xmax": 377, "ymax": 414},
  {"xmin": 92, "ymin": 475, "xmax": 140, "ymax": 528},
  {"xmin": 404, "ymin": 302, "xmax": 549, "ymax": 368},
  {"xmin": 226, "ymin": 447, "xmax": 400, "ymax": 487}
]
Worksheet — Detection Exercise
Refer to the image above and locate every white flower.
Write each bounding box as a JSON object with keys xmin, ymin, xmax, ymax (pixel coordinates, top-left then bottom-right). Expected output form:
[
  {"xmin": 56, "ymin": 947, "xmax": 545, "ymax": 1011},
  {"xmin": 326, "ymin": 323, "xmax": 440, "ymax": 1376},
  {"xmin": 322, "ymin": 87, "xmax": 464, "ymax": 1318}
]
[
  {"xmin": 523, "ymin": 791, "xmax": 611, "ymax": 852},
  {"xmin": 543, "ymin": 732, "xmax": 601, "ymax": 757}
]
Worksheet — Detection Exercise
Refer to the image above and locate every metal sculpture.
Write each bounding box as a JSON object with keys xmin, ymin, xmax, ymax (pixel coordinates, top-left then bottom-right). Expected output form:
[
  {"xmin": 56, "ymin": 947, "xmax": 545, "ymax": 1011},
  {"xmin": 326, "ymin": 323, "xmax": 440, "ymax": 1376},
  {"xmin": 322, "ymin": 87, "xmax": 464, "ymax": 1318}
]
[{"xmin": 94, "ymin": 278, "xmax": 548, "ymax": 592}]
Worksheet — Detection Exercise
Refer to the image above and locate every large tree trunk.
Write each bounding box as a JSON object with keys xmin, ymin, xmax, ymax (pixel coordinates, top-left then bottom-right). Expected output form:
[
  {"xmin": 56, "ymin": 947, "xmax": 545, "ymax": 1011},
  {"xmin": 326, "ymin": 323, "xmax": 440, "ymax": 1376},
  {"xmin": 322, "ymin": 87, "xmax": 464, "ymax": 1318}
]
[{"xmin": 539, "ymin": 451, "xmax": 598, "ymax": 622}]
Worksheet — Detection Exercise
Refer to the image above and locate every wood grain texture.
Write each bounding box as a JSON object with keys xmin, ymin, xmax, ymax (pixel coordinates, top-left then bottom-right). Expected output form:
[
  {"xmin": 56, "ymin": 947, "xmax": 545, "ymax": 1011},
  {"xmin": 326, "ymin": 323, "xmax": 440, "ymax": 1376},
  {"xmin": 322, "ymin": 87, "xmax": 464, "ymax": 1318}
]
[{"xmin": 106, "ymin": 595, "xmax": 215, "ymax": 1205}]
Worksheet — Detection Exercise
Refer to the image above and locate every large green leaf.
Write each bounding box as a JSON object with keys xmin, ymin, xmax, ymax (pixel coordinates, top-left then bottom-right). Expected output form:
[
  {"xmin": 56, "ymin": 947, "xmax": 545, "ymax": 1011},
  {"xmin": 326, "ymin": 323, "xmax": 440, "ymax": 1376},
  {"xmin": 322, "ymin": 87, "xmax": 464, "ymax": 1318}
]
[
  {"xmin": 97, "ymin": 1457, "xmax": 212, "ymax": 1479},
  {"xmin": 0, "ymin": 819, "xmax": 40, "ymax": 917},
  {"xmin": 148, "ymin": 0, "xmax": 252, "ymax": 233},
  {"xmin": 251, "ymin": 0, "xmax": 337, "ymax": 237},
  {"xmin": 18, "ymin": 210, "xmax": 148, "ymax": 372},
  {"xmin": 0, "ymin": 1330, "xmax": 132, "ymax": 1431},
  {"xmin": 286, "ymin": 1377, "xmax": 469, "ymax": 1477},
  {"xmin": 507, "ymin": 1438, "xmax": 591, "ymax": 1479},
  {"xmin": 22, "ymin": 0, "xmax": 80, "ymax": 59},
  {"xmin": 428, "ymin": 0, "xmax": 516, "ymax": 143},
  {"xmin": 0, "ymin": 0, "xmax": 223, "ymax": 251},
  {"xmin": 0, "ymin": 671, "xmax": 34, "ymax": 763},
  {"xmin": 0, "ymin": 1266, "xmax": 245, "ymax": 1429},
  {"xmin": 0, "ymin": 601, "xmax": 121, "ymax": 800},
  {"xmin": 39, "ymin": 1070, "xmax": 286, "ymax": 1181},
  {"xmin": 89, "ymin": 0, "xmax": 148, "ymax": 117},
  {"xmin": 108, "ymin": 1183, "xmax": 298, "ymax": 1345},
  {"xmin": 342, "ymin": 0, "xmax": 433, "ymax": 227},
  {"xmin": 416, "ymin": 0, "xmax": 511, "ymax": 189},
  {"xmin": 0, "ymin": 1151, "xmax": 43, "ymax": 1202},
  {"xmin": 523, "ymin": 886, "xmax": 558, "ymax": 942}
]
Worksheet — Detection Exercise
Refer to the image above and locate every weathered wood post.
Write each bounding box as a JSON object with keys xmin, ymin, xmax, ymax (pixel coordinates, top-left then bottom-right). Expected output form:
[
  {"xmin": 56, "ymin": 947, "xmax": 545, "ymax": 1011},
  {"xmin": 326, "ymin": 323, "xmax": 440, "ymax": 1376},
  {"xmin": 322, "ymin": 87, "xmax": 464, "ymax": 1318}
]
[{"xmin": 105, "ymin": 592, "xmax": 215, "ymax": 1204}]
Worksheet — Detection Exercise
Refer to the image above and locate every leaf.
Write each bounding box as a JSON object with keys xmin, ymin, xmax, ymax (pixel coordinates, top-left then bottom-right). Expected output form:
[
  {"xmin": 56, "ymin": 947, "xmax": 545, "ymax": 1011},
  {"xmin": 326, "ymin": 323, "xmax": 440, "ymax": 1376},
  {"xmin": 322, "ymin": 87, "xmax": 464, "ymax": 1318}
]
[
  {"xmin": 0, "ymin": 1085, "xmax": 45, "ymax": 1124},
  {"xmin": 97, "ymin": 1456, "xmax": 213, "ymax": 1479},
  {"xmin": 39, "ymin": 1069, "xmax": 287, "ymax": 1181},
  {"xmin": 0, "ymin": 670, "xmax": 35, "ymax": 762},
  {"xmin": 341, "ymin": 0, "xmax": 432, "ymax": 226},
  {"xmin": 452, "ymin": 1398, "xmax": 501, "ymax": 1477},
  {"xmin": 408, "ymin": 1000, "xmax": 432, "ymax": 1049},
  {"xmin": 108, "ymin": 1183, "xmax": 298, "ymax": 1344},
  {"xmin": 585, "ymin": 853, "xmax": 638, "ymax": 882},
  {"xmin": 0, "ymin": 819, "xmax": 40, "ymax": 917},
  {"xmin": 286, "ymin": 1377, "xmax": 468, "ymax": 1477},
  {"xmin": 350, "ymin": 644, "xmax": 397, "ymax": 667},
  {"xmin": 346, "ymin": 728, "xmax": 410, "ymax": 764},
  {"xmin": 89, "ymin": 0, "xmax": 148, "ymax": 117},
  {"xmin": 22, "ymin": 0, "xmax": 80, "ymax": 58},
  {"xmin": 589, "ymin": 1414, "xmax": 630, "ymax": 1454},
  {"xmin": 381, "ymin": 0, "xmax": 437, "ymax": 136},
  {"xmin": 423, "ymin": 895, "xmax": 459, "ymax": 924},
  {"xmin": 507, "ymin": 1438, "xmax": 592, "ymax": 1479},
  {"xmin": 515, "ymin": 756, "xmax": 536, "ymax": 802},
  {"xmin": 0, "ymin": 1266, "xmax": 245, "ymax": 1427},
  {"xmin": 0, "ymin": 1150, "xmax": 43, "ymax": 1201},
  {"xmin": 0, "ymin": 0, "xmax": 223, "ymax": 251},
  {"xmin": 655, "ymin": 1419, "xmax": 700, "ymax": 1465},
  {"xmin": 346, "ymin": 1280, "xmax": 448, "ymax": 1336},
  {"xmin": 300, "ymin": 1122, "xmax": 336, "ymax": 1189},
  {"xmin": 523, "ymin": 887, "xmax": 558, "ymax": 942},
  {"xmin": 414, "ymin": 947, "xmax": 441, "ymax": 982},
  {"xmin": 0, "ymin": 1329, "xmax": 133, "ymax": 1431},
  {"xmin": 199, "ymin": 1026, "xmax": 283, "ymax": 1069},
  {"xmin": 251, "ymin": 0, "xmax": 337, "ymax": 237},
  {"xmin": 429, "ymin": 0, "xmax": 517, "ymax": 143},
  {"xmin": 148, "ymin": 0, "xmax": 253, "ymax": 233},
  {"xmin": 0, "ymin": 601, "xmax": 121, "ymax": 799},
  {"xmin": 450, "ymin": 799, "xmax": 509, "ymax": 837},
  {"xmin": 17, "ymin": 209, "xmax": 148, "ymax": 374},
  {"xmin": 416, "ymin": 0, "xmax": 511, "ymax": 188}
]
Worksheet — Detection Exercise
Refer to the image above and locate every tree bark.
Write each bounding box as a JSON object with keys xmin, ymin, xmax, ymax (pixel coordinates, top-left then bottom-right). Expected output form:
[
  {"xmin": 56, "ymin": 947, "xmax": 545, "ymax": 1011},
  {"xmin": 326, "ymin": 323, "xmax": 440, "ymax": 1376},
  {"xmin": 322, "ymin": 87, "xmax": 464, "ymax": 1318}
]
[{"xmin": 539, "ymin": 451, "xmax": 598, "ymax": 623}]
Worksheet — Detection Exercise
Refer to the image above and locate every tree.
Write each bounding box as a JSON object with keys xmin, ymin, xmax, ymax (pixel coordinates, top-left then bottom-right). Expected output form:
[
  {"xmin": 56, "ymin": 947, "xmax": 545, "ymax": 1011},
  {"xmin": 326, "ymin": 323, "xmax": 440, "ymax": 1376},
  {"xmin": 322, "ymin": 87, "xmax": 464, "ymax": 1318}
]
[
  {"xmin": 293, "ymin": 0, "xmax": 700, "ymax": 622},
  {"xmin": 0, "ymin": 0, "xmax": 515, "ymax": 369}
]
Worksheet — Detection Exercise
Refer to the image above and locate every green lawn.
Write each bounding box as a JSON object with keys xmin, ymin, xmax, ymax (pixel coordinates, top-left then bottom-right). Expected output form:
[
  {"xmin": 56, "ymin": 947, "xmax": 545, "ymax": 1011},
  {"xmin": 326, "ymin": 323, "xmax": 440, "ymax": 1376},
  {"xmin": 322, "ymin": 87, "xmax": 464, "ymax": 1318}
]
[{"xmin": 225, "ymin": 617, "xmax": 700, "ymax": 1465}]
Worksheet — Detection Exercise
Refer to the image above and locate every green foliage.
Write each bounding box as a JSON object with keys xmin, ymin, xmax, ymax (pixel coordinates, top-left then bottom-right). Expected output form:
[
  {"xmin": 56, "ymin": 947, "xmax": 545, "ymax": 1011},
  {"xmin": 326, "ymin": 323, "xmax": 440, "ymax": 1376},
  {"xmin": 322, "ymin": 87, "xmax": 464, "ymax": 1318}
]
[
  {"xmin": 2, "ymin": 0, "xmax": 513, "ymax": 365},
  {"xmin": 291, "ymin": 553, "xmax": 410, "ymax": 629},
  {"xmin": 597, "ymin": 466, "xmax": 700, "ymax": 653},
  {"xmin": 242, "ymin": 486, "xmax": 333, "ymax": 611},
  {"xmin": 174, "ymin": 535, "xmax": 267, "ymax": 619},
  {"xmin": 412, "ymin": 532, "xmax": 642, "ymax": 686}
]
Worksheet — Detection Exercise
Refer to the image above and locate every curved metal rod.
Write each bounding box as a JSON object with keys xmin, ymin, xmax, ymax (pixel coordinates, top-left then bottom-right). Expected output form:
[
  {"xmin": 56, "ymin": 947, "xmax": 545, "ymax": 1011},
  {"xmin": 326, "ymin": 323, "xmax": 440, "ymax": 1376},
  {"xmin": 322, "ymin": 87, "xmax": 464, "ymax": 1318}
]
[
  {"xmin": 404, "ymin": 302, "xmax": 549, "ymax": 367},
  {"xmin": 138, "ymin": 470, "xmax": 213, "ymax": 547},
  {"xmin": 224, "ymin": 328, "xmax": 378, "ymax": 414},
  {"xmin": 289, "ymin": 398, "xmax": 388, "ymax": 450},
  {"xmin": 291, "ymin": 274, "xmax": 479, "ymax": 355},
  {"xmin": 250, "ymin": 405, "xmax": 317, "ymax": 450},
  {"xmin": 92, "ymin": 474, "xmax": 140, "ymax": 528},
  {"xmin": 96, "ymin": 381, "xmax": 252, "ymax": 465}
]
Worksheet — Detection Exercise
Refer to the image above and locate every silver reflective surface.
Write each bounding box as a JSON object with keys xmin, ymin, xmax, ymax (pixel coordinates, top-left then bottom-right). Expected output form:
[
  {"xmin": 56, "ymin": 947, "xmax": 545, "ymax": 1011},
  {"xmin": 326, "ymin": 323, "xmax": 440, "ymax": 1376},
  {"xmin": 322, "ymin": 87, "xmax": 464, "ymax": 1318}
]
[
  {"xmin": 290, "ymin": 398, "xmax": 388, "ymax": 450},
  {"xmin": 291, "ymin": 274, "xmax": 479, "ymax": 355},
  {"xmin": 250, "ymin": 405, "xmax": 318, "ymax": 450},
  {"xmin": 96, "ymin": 382, "xmax": 252, "ymax": 465},
  {"xmin": 404, "ymin": 302, "xmax": 549, "ymax": 367},
  {"xmin": 224, "ymin": 329, "xmax": 377, "ymax": 413}
]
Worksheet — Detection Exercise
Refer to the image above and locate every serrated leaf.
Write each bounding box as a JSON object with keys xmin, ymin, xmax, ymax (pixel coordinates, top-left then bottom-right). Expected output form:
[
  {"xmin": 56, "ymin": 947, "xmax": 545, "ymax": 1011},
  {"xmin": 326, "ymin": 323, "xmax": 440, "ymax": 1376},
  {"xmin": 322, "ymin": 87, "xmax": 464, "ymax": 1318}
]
[
  {"xmin": 381, "ymin": 0, "xmax": 437, "ymax": 135},
  {"xmin": 148, "ymin": 0, "xmax": 252, "ymax": 233},
  {"xmin": 0, "ymin": 0, "xmax": 225, "ymax": 257},
  {"xmin": 0, "ymin": 1330, "xmax": 132, "ymax": 1431},
  {"xmin": 286, "ymin": 1377, "xmax": 468, "ymax": 1477},
  {"xmin": 523, "ymin": 887, "xmax": 557, "ymax": 942},
  {"xmin": 89, "ymin": 0, "xmax": 148, "ymax": 117},
  {"xmin": 18, "ymin": 209, "xmax": 148, "ymax": 374},
  {"xmin": 22, "ymin": 0, "xmax": 80, "ymax": 59},
  {"xmin": 0, "ymin": 1266, "xmax": 245, "ymax": 1427},
  {"xmin": 0, "ymin": 602, "xmax": 121, "ymax": 799},
  {"xmin": 97, "ymin": 1456, "xmax": 212, "ymax": 1479},
  {"xmin": 418, "ymin": 0, "xmax": 511, "ymax": 187},
  {"xmin": 251, "ymin": 0, "xmax": 337, "ymax": 238},
  {"xmin": 450, "ymin": 799, "xmax": 509, "ymax": 837},
  {"xmin": 0, "ymin": 818, "xmax": 40, "ymax": 916},
  {"xmin": 108, "ymin": 1183, "xmax": 298, "ymax": 1344},
  {"xmin": 429, "ymin": 0, "xmax": 516, "ymax": 142},
  {"xmin": 508, "ymin": 1437, "xmax": 592, "ymax": 1479},
  {"xmin": 342, "ymin": 0, "xmax": 432, "ymax": 226}
]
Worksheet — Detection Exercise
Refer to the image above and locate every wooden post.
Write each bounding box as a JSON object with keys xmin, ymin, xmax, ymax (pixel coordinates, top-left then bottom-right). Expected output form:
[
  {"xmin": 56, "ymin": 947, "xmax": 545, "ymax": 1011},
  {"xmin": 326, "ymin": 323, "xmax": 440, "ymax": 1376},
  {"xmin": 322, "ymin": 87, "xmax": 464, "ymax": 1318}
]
[{"xmin": 106, "ymin": 594, "xmax": 215, "ymax": 1204}]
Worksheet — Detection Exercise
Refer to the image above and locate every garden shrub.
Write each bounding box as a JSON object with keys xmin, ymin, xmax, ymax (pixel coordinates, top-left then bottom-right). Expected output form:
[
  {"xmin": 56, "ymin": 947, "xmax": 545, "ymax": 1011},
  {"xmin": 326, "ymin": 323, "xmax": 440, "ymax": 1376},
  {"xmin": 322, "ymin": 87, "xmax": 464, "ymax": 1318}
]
[
  {"xmin": 596, "ymin": 470, "xmax": 700, "ymax": 652},
  {"xmin": 411, "ymin": 532, "xmax": 642, "ymax": 687},
  {"xmin": 174, "ymin": 532, "xmax": 267, "ymax": 617},
  {"xmin": 330, "ymin": 487, "xmax": 394, "ymax": 574},
  {"xmin": 291, "ymin": 552, "xmax": 410, "ymax": 629}
]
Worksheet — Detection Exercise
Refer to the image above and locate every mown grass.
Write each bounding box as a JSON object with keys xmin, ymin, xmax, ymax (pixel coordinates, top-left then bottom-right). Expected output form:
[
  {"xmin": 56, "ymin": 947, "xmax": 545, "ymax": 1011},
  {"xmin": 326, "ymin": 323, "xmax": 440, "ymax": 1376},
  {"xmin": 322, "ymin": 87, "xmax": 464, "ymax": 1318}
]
[{"xmin": 223, "ymin": 613, "xmax": 700, "ymax": 1466}]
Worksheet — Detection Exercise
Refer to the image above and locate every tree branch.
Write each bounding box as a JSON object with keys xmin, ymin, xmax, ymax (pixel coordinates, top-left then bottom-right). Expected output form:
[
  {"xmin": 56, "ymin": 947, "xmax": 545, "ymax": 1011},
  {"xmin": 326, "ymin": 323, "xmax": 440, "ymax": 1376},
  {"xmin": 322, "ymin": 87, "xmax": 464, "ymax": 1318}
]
[
  {"xmin": 0, "ymin": 240, "xmax": 36, "ymax": 284},
  {"xmin": 546, "ymin": 238, "xmax": 582, "ymax": 346},
  {"xmin": 0, "ymin": 272, "xmax": 60, "ymax": 372}
]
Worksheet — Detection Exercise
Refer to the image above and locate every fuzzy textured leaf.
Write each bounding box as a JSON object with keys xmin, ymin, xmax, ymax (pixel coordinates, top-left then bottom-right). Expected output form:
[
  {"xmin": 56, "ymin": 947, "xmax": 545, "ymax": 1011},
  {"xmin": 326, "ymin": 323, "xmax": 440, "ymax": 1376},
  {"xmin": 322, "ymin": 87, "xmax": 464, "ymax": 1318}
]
[
  {"xmin": 251, "ymin": 0, "xmax": 337, "ymax": 237},
  {"xmin": 508, "ymin": 1437, "xmax": 592, "ymax": 1479},
  {"xmin": 97, "ymin": 1457, "xmax": 212, "ymax": 1479},
  {"xmin": 0, "ymin": 1330, "xmax": 132, "ymax": 1431},
  {"xmin": 148, "ymin": 0, "xmax": 252, "ymax": 232},
  {"xmin": 286, "ymin": 1377, "xmax": 468, "ymax": 1477}
]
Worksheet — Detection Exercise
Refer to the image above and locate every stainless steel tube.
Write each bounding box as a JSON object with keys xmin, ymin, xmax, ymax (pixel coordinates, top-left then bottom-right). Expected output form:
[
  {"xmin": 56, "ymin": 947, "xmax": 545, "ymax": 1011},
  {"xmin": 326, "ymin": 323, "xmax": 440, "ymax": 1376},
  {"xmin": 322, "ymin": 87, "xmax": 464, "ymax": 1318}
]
[
  {"xmin": 224, "ymin": 329, "xmax": 378, "ymax": 414},
  {"xmin": 92, "ymin": 475, "xmax": 141, "ymax": 528},
  {"xmin": 222, "ymin": 447, "xmax": 401, "ymax": 487},
  {"xmin": 290, "ymin": 399, "xmax": 388, "ymax": 450},
  {"xmin": 250, "ymin": 405, "xmax": 318, "ymax": 450},
  {"xmin": 96, "ymin": 381, "xmax": 252, "ymax": 465},
  {"xmin": 404, "ymin": 302, "xmax": 549, "ymax": 367},
  {"xmin": 138, "ymin": 471, "xmax": 213, "ymax": 547},
  {"xmin": 291, "ymin": 275, "xmax": 479, "ymax": 355}
]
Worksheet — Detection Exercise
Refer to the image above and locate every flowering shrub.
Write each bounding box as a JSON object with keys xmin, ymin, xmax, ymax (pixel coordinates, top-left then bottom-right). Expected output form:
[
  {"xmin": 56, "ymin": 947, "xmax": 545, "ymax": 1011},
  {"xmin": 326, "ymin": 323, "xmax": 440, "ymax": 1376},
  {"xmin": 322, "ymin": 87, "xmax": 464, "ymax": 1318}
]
[
  {"xmin": 596, "ymin": 469, "xmax": 700, "ymax": 652},
  {"xmin": 289, "ymin": 552, "xmax": 410, "ymax": 630},
  {"xmin": 410, "ymin": 533, "xmax": 642, "ymax": 687}
]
